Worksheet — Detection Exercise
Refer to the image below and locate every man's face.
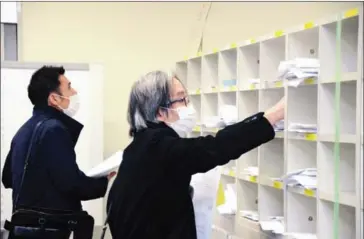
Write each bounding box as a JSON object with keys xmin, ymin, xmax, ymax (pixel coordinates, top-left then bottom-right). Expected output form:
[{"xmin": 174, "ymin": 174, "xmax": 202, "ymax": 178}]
[
  {"xmin": 158, "ymin": 77, "xmax": 189, "ymax": 123},
  {"xmin": 49, "ymin": 75, "xmax": 77, "ymax": 110}
]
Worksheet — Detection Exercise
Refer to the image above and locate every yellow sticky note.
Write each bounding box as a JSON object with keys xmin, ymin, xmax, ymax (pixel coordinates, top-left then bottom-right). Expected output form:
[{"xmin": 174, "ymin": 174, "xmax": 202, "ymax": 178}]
[
  {"xmin": 216, "ymin": 182, "xmax": 225, "ymax": 206},
  {"xmin": 193, "ymin": 126, "xmax": 201, "ymax": 132},
  {"xmin": 275, "ymin": 81, "xmax": 283, "ymax": 87},
  {"xmin": 197, "ymin": 51, "xmax": 202, "ymax": 57},
  {"xmin": 211, "ymin": 86, "xmax": 218, "ymax": 92},
  {"xmin": 184, "ymin": 56, "xmax": 188, "ymax": 61},
  {"xmin": 273, "ymin": 181, "xmax": 283, "ymax": 189},
  {"xmin": 344, "ymin": 8, "xmax": 359, "ymax": 18},
  {"xmin": 195, "ymin": 89, "xmax": 201, "ymax": 95},
  {"xmin": 230, "ymin": 42, "xmax": 237, "ymax": 48},
  {"xmin": 249, "ymin": 84, "xmax": 256, "ymax": 90},
  {"xmin": 228, "ymin": 170, "xmax": 236, "ymax": 177},
  {"xmin": 213, "ymin": 48, "xmax": 219, "ymax": 53},
  {"xmin": 229, "ymin": 85, "xmax": 237, "ymax": 91},
  {"xmin": 274, "ymin": 30, "xmax": 284, "ymax": 37},
  {"xmin": 249, "ymin": 176, "xmax": 257, "ymax": 183},
  {"xmin": 305, "ymin": 133, "xmax": 317, "ymax": 141},
  {"xmin": 250, "ymin": 39, "xmax": 256, "ymax": 44},
  {"xmin": 304, "ymin": 189, "xmax": 315, "ymax": 197},
  {"xmin": 304, "ymin": 78, "xmax": 315, "ymax": 85},
  {"xmin": 304, "ymin": 21, "xmax": 314, "ymax": 29}
]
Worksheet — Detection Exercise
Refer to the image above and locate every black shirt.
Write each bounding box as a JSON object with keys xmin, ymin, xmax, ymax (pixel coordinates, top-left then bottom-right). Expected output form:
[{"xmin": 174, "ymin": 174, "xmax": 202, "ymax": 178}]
[{"xmin": 107, "ymin": 112, "xmax": 275, "ymax": 239}]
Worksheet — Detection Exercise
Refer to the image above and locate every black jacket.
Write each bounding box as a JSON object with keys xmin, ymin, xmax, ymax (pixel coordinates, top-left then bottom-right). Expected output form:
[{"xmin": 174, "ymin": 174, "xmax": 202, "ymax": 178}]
[
  {"xmin": 2, "ymin": 105, "xmax": 109, "ymax": 212},
  {"xmin": 106, "ymin": 112, "xmax": 275, "ymax": 239}
]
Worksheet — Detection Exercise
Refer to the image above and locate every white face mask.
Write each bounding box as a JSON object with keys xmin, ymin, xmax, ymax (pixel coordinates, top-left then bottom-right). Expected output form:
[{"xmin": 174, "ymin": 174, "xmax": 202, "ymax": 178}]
[
  {"xmin": 59, "ymin": 94, "xmax": 80, "ymax": 117},
  {"xmin": 168, "ymin": 105, "xmax": 197, "ymax": 137}
]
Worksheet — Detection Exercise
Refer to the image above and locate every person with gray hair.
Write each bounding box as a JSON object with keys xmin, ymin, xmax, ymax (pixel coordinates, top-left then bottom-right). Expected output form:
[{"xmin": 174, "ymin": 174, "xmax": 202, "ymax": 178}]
[{"xmin": 106, "ymin": 70, "xmax": 285, "ymax": 239}]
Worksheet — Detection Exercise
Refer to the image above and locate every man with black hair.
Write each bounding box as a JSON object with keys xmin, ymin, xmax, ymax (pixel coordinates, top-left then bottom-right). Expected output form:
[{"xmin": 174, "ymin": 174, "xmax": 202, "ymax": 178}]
[{"xmin": 2, "ymin": 66, "xmax": 115, "ymax": 238}]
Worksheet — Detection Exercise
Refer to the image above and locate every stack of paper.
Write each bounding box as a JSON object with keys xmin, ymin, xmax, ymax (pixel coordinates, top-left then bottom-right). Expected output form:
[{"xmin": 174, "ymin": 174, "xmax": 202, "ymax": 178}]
[
  {"xmin": 282, "ymin": 233, "xmax": 317, "ymax": 239},
  {"xmin": 260, "ymin": 216, "xmax": 285, "ymax": 234},
  {"xmin": 281, "ymin": 168, "xmax": 317, "ymax": 190},
  {"xmin": 274, "ymin": 120, "xmax": 284, "ymax": 132},
  {"xmin": 86, "ymin": 150, "xmax": 123, "ymax": 178},
  {"xmin": 242, "ymin": 166, "xmax": 259, "ymax": 176},
  {"xmin": 239, "ymin": 210, "xmax": 259, "ymax": 222},
  {"xmin": 202, "ymin": 116, "xmax": 225, "ymax": 129},
  {"xmin": 217, "ymin": 183, "xmax": 237, "ymax": 215},
  {"xmin": 278, "ymin": 58, "xmax": 319, "ymax": 87},
  {"xmin": 219, "ymin": 105, "xmax": 238, "ymax": 126},
  {"xmin": 202, "ymin": 105, "xmax": 238, "ymax": 129},
  {"xmin": 248, "ymin": 78, "xmax": 260, "ymax": 85},
  {"xmin": 288, "ymin": 123, "xmax": 317, "ymax": 133}
]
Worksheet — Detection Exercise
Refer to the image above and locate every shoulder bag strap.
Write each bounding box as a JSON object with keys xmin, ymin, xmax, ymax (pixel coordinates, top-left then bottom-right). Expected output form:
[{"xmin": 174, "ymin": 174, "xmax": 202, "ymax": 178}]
[
  {"xmin": 14, "ymin": 118, "xmax": 49, "ymax": 210},
  {"xmin": 100, "ymin": 202, "xmax": 112, "ymax": 239}
]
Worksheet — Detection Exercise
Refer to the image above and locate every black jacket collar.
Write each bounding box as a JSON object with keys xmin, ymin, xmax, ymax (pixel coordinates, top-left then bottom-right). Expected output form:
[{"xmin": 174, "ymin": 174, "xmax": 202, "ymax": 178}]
[
  {"xmin": 33, "ymin": 105, "xmax": 83, "ymax": 144},
  {"xmin": 142, "ymin": 121, "xmax": 179, "ymax": 137}
]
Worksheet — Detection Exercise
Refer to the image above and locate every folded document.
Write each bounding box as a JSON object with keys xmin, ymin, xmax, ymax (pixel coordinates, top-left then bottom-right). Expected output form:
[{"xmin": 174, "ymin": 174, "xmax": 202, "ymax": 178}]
[{"xmin": 86, "ymin": 150, "xmax": 123, "ymax": 178}]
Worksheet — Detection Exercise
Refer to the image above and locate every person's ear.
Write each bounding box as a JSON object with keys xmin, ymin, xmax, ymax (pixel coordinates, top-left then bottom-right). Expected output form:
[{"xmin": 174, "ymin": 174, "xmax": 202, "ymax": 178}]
[
  {"xmin": 156, "ymin": 108, "xmax": 166, "ymax": 121},
  {"xmin": 48, "ymin": 93, "xmax": 60, "ymax": 106}
]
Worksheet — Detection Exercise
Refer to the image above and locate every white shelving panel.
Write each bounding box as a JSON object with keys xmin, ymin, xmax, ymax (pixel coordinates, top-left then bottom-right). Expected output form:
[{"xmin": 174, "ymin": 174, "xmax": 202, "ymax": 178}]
[{"xmin": 177, "ymin": 7, "xmax": 363, "ymax": 239}]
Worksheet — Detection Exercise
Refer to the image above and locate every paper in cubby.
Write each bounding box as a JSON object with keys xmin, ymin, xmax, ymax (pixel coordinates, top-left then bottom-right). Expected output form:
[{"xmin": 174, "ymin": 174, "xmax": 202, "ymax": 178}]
[
  {"xmin": 278, "ymin": 58, "xmax": 319, "ymax": 87},
  {"xmin": 280, "ymin": 168, "xmax": 317, "ymax": 190}
]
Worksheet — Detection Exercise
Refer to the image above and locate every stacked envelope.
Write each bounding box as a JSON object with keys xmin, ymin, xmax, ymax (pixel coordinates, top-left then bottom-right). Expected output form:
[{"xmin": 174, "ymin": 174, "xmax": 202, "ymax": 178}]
[{"xmin": 278, "ymin": 58, "xmax": 320, "ymax": 87}]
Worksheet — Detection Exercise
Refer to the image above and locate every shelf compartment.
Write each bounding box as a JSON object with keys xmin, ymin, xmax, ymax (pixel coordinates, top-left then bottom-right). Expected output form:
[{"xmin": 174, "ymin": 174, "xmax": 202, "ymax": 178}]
[
  {"xmin": 238, "ymin": 43, "xmax": 260, "ymax": 90},
  {"xmin": 287, "ymin": 27, "xmax": 319, "ymax": 60},
  {"xmin": 235, "ymin": 217, "xmax": 261, "ymax": 238},
  {"xmin": 236, "ymin": 179, "xmax": 260, "ymax": 238},
  {"xmin": 201, "ymin": 94, "xmax": 218, "ymax": 122},
  {"xmin": 287, "ymin": 84, "xmax": 318, "ymax": 128},
  {"xmin": 218, "ymin": 48, "xmax": 237, "ymax": 91},
  {"xmin": 259, "ymin": 185, "xmax": 284, "ymax": 221},
  {"xmin": 222, "ymin": 160, "xmax": 237, "ymax": 177},
  {"xmin": 237, "ymin": 148, "xmax": 258, "ymax": 180},
  {"xmin": 235, "ymin": 216, "xmax": 261, "ymax": 239},
  {"xmin": 219, "ymin": 91, "xmax": 237, "ymax": 109},
  {"xmin": 259, "ymin": 88, "xmax": 285, "ymax": 115},
  {"xmin": 286, "ymin": 192, "xmax": 317, "ymax": 234},
  {"xmin": 176, "ymin": 61, "xmax": 187, "ymax": 86},
  {"xmin": 187, "ymin": 57, "xmax": 202, "ymax": 92},
  {"xmin": 190, "ymin": 95, "xmax": 201, "ymax": 123},
  {"xmin": 214, "ymin": 178, "xmax": 236, "ymax": 234},
  {"xmin": 211, "ymin": 225, "xmax": 230, "ymax": 239},
  {"xmin": 202, "ymin": 53, "xmax": 219, "ymax": 93},
  {"xmin": 238, "ymin": 91, "xmax": 258, "ymax": 121},
  {"xmin": 260, "ymin": 36, "xmax": 286, "ymax": 87},
  {"xmin": 319, "ymin": 16, "xmax": 359, "ymax": 83},
  {"xmin": 317, "ymin": 141, "xmax": 356, "ymax": 207},
  {"xmin": 287, "ymin": 139, "xmax": 317, "ymax": 172},
  {"xmin": 237, "ymin": 179, "xmax": 258, "ymax": 212},
  {"xmin": 260, "ymin": 138, "xmax": 284, "ymax": 180},
  {"xmin": 318, "ymin": 81, "xmax": 357, "ymax": 138},
  {"xmin": 317, "ymin": 200, "xmax": 356, "ymax": 239}
]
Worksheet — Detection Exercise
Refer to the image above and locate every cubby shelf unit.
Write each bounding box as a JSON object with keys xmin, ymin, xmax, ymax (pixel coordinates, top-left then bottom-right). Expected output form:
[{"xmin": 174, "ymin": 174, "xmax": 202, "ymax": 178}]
[{"xmin": 176, "ymin": 7, "xmax": 363, "ymax": 239}]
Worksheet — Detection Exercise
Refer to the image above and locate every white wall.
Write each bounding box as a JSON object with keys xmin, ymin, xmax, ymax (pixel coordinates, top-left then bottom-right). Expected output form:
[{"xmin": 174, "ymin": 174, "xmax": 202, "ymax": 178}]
[{"xmin": 18, "ymin": 2, "xmax": 361, "ymax": 156}]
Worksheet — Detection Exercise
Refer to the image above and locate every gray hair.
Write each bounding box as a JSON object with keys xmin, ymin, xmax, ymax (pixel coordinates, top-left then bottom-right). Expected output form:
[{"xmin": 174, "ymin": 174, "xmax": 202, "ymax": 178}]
[{"xmin": 127, "ymin": 70, "xmax": 180, "ymax": 136}]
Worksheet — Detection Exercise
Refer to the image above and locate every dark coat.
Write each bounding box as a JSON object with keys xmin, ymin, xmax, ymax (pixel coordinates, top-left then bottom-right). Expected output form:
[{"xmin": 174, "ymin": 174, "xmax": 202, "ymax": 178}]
[
  {"xmin": 106, "ymin": 112, "xmax": 275, "ymax": 239},
  {"xmin": 2, "ymin": 105, "xmax": 108, "ymax": 212}
]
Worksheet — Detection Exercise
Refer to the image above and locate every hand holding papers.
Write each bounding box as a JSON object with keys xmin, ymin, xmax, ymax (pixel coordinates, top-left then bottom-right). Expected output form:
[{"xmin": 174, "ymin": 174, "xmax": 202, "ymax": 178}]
[{"xmin": 86, "ymin": 150, "xmax": 123, "ymax": 178}]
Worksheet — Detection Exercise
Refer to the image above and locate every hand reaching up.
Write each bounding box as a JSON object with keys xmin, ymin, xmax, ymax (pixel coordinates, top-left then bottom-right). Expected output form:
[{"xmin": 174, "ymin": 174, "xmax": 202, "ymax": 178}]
[{"xmin": 264, "ymin": 97, "xmax": 285, "ymax": 126}]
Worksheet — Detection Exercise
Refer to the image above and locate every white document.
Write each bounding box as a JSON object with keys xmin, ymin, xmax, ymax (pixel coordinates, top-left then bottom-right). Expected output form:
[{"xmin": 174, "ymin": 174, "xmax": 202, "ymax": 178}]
[
  {"xmin": 260, "ymin": 220, "xmax": 284, "ymax": 234},
  {"xmin": 190, "ymin": 167, "xmax": 222, "ymax": 239},
  {"xmin": 86, "ymin": 150, "xmax": 123, "ymax": 178}
]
